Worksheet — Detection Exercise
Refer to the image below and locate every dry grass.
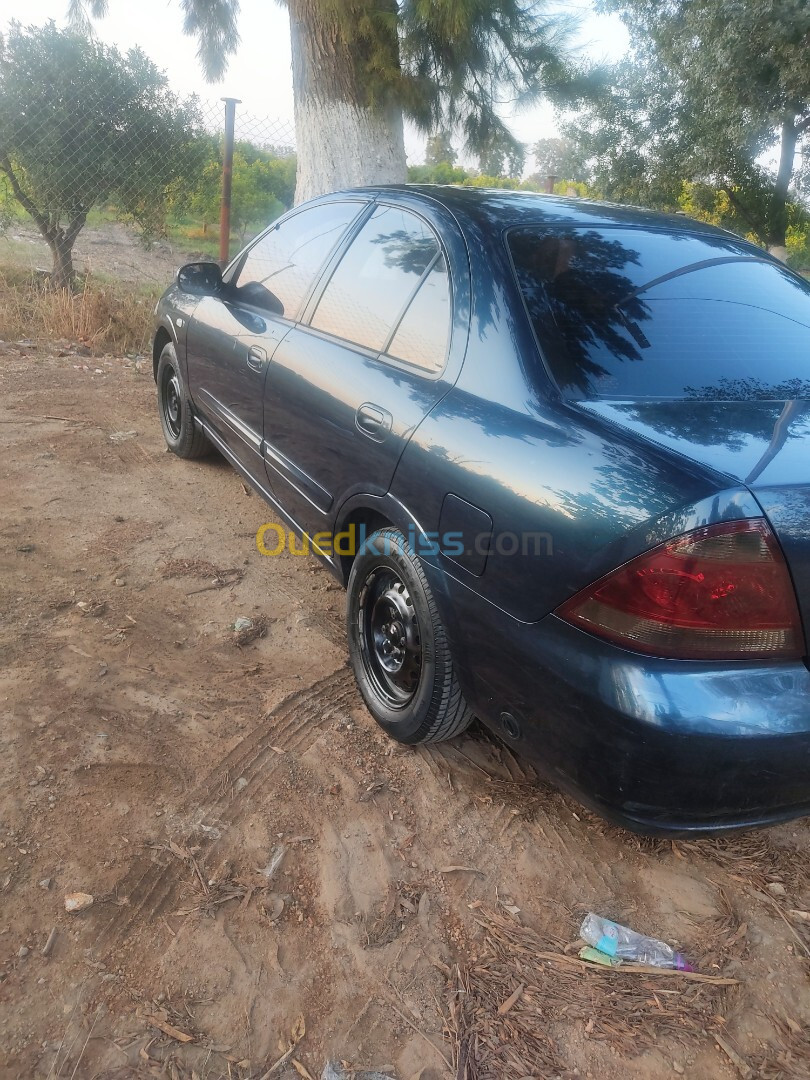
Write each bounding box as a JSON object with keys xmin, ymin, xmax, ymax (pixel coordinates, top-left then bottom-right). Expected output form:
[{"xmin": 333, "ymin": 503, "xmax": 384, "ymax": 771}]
[
  {"xmin": 232, "ymin": 613, "xmax": 270, "ymax": 647},
  {"xmin": 678, "ymin": 832, "xmax": 810, "ymax": 897},
  {"xmin": 444, "ymin": 903, "xmax": 748, "ymax": 1079},
  {"xmin": 0, "ymin": 264, "xmax": 159, "ymax": 354},
  {"xmin": 363, "ymin": 881, "xmax": 423, "ymax": 947},
  {"xmin": 161, "ymin": 557, "xmax": 240, "ymax": 581}
]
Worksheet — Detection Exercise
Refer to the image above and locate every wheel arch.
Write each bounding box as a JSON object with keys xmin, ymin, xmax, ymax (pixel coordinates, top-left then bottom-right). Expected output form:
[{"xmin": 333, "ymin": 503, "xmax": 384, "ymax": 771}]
[
  {"xmin": 333, "ymin": 500, "xmax": 396, "ymax": 586},
  {"xmin": 152, "ymin": 323, "xmax": 175, "ymax": 382}
]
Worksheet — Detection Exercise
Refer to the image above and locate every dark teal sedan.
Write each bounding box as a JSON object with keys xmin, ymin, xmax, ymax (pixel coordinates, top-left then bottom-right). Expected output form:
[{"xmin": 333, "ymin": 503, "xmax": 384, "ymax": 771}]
[{"xmin": 152, "ymin": 187, "xmax": 810, "ymax": 835}]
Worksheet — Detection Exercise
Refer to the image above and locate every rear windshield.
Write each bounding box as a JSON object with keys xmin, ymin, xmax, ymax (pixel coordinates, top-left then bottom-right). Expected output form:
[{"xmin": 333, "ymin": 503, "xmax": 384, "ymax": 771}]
[{"xmin": 508, "ymin": 226, "xmax": 810, "ymax": 401}]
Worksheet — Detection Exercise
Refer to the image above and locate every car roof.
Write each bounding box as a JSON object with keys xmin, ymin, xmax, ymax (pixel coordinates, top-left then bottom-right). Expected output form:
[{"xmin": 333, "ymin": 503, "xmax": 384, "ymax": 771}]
[{"xmin": 331, "ymin": 183, "xmax": 747, "ymax": 243}]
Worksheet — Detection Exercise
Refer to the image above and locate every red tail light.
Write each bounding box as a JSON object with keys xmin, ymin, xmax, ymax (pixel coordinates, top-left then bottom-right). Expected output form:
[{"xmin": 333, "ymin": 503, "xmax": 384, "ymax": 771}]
[{"xmin": 556, "ymin": 519, "xmax": 805, "ymax": 660}]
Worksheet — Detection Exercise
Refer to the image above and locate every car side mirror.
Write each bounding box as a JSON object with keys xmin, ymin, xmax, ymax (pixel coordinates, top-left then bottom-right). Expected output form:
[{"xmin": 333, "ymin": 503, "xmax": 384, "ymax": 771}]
[{"xmin": 176, "ymin": 261, "xmax": 223, "ymax": 296}]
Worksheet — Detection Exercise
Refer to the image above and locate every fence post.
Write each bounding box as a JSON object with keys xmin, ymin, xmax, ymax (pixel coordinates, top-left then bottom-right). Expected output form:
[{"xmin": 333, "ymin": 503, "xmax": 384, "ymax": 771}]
[{"xmin": 219, "ymin": 97, "xmax": 241, "ymax": 267}]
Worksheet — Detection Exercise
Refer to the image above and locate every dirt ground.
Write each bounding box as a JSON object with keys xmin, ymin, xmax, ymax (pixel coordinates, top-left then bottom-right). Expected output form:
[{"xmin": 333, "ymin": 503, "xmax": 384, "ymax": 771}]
[
  {"xmin": 1, "ymin": 344, "xmax": 810, "ymax": 1080},
  {"xmin": 2, "ymin": 223, "xmax": 206, "ymax": 286}
]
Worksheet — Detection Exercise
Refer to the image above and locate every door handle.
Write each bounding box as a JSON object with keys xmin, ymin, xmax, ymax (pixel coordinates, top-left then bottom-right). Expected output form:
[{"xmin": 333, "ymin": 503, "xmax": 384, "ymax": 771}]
[
  {"xmin": 355, "ymin": 402, "xmax": 392, "ymax": 441},
  {"xmin": 247, "ymin": 345, "xmax": 267, "ymax": 372}
]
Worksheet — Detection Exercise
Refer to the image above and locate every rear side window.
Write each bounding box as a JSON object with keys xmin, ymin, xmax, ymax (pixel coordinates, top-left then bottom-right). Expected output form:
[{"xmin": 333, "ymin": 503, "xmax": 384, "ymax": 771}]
[
  {"xmin": 508, "ymin": 226, "xmax": 810, "ymax": 400},
  {"xmin": 311, "ymin": 205, "xmax": 440, "ymax": 353},
  {"xmin": 387, "ymin": 255, "xmax": 451, "ymax": 373},
  {"xmin": 235, "ymin": 201, "xmax": 362, "ymax": 318}
]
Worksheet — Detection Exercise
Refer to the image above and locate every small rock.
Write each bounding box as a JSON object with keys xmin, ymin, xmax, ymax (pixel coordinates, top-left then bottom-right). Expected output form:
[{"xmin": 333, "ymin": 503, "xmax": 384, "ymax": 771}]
[
  {"xmin": 768, "ymin": 882, "xmax": 787, "ymax": 897},
  {"xmin": 16, "ymin": 544, "xmax": 35, "ymax": 553},
  {"xmin": 64, "ymin": 892, "xmax": 94, "ymax": 913},
  {"xmin": 672, "ymin": 1065, "xmax": 684, "ymax": 1075},
  {"xmin": 17, "ymin": 946, "xmax": 29, "ymax": 959},
  {"xmin": 234, "ymin": 777, "xmax": 248, "ymax": 793},
  {"xmin": 39, "ymin": 878, "xmax": 51, "ymax": 889},
  {"xmin": 28, "ymin": 779, "xmax": 39, "ymax": 787},
  {"xmin": 114, "ymin": 578, "xmax": 126, "ymax": 587}
]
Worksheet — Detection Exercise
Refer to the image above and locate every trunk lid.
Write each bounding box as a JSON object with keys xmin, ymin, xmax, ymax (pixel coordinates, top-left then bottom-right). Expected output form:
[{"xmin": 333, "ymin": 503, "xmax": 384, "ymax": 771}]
[{"xmin": 577, "ymin": 398, "xmax": 810, "ymax": 652}]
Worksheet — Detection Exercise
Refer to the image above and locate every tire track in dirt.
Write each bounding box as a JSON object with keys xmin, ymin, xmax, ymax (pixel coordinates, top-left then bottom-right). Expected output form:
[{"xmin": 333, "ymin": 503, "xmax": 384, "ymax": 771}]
[
  {"xmin": 92, "ymin": 667, "xmax": 357, "ymax": 953},
  {"xmin": 99, "ymin": 410, "xmax": 622, "ymax": 926}
]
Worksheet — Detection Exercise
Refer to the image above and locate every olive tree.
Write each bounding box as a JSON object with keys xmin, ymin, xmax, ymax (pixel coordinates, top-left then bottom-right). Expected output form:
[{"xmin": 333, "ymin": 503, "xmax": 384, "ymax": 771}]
[{"xmin": 0, "ymin": 22, "xmax": 204, "ymax": 288}]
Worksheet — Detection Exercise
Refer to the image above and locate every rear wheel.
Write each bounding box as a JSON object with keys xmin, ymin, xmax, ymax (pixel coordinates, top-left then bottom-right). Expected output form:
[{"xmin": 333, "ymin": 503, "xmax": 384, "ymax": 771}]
[
  {"xmin": 347, "ymin": 528, "xmax": 474, "ymax": 744},
  {"xmin": 156, "ymin": 342, "xmax": 211, "ymax": 459}
]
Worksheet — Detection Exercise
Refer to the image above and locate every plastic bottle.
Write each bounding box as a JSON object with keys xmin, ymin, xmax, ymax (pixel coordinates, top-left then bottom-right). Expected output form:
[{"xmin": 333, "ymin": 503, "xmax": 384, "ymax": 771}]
[{"xmin": 580, "ymin": 913, "xmax": 693, "ymax": 970}]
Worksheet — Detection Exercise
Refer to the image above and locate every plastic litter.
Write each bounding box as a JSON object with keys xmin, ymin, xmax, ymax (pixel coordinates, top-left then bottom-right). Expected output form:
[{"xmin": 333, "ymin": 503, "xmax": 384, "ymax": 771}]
[
  {"xmin": 579, "ymin": 945, "xmax": 622, "ymax": 967},
  {"xmin": 258, "ymin": 844, "xmax": 287, "ymax": 881},
  {"xmin": 580, "ymin": 912, "xmax": 693, "ymax": 970},
  {"xmin": 233, "ymin": 617, "xmax": 253, "ymax": 632},
  {"xmin": 322, "ymin": 1066, "xmax": 395, "ymax": 1080}
]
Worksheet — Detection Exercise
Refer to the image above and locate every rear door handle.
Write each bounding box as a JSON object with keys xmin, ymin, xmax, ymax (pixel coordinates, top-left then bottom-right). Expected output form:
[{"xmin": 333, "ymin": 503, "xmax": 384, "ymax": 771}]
[
  {"xmin": 247, "ymin": 345, "xmax": 267, "ymax": 372},
  {"xmin": 355, "ymin": 402, "xmax": 392, "ymax": 442}
]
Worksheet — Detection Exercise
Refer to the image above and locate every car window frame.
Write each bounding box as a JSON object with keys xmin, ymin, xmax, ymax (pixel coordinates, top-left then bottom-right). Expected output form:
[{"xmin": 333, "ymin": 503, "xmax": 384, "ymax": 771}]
[
  {"xmin": 222, "ymin": 197, "xmax": 371, "ymax": 324},
  {"xmin": 299, "ymin": 199, "xmax": 454, "ymax": 382},
  {"xmin": 502, "ymin": 222, "xmax": 779, "ymax": 401}
]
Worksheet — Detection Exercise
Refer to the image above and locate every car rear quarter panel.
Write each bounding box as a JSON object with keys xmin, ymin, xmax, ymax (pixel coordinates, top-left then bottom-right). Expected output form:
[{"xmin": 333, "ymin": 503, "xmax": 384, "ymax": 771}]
[{"xmin": 391, "ymin": 223, "xmax": 731, "ymax": 625}]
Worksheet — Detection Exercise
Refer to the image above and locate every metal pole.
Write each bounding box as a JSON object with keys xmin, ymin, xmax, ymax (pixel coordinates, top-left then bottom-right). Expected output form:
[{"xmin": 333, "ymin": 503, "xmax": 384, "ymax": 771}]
[{"xmin": 219, "ymin": 97, "xmax": 241, "ymax": 267}]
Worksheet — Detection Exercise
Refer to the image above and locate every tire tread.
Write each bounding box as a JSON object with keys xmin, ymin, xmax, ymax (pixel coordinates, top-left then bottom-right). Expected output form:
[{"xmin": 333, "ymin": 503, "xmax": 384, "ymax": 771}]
[
  {"xmin": 358, "ymin": 527, "xmax": 474, "ymax": 745},
  {"xmin": 157, "ymin": 344, "xmax": 212, "ymax": 460}
]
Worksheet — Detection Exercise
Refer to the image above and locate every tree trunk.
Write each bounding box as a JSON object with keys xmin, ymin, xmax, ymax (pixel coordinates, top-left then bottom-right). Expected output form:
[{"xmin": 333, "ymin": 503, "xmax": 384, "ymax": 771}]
[
  {"xmin": 49, "ymin": 235, "xmax": 75, "ymax": 291},
  {"xmin": 288, "ymin": 0, "xmax": 407, "ymax": 204},
  {"xmin": 767, "ymin": 116, "xmax": 798, "ymax": 256}
]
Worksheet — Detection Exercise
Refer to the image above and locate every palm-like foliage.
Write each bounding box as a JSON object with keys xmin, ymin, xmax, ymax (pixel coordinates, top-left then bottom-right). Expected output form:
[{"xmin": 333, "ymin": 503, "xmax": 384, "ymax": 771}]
[{"xmin": 72, "ymin": 0, "xmax": 593, "ymax": 165}]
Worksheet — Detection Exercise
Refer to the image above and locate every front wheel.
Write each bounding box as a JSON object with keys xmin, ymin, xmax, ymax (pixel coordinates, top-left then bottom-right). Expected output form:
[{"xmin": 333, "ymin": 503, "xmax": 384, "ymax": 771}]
[
  {"xmin": 347, "ymin": 528, "xmax": 474, "ymax": 745},
  {"xmin": 156, "ymin": 343, "xmax": 211, "ymax": 459}
]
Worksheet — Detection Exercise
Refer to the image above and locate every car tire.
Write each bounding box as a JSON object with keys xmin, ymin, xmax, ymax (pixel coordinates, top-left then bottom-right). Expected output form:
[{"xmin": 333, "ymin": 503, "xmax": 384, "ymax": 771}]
[
  {"xmin": 156, "ymin": 342, "xmax": 211, "ymax": 459},
  {"xmin": 347, "ymin": 527, "xmax": 474, "ymax": 745}
]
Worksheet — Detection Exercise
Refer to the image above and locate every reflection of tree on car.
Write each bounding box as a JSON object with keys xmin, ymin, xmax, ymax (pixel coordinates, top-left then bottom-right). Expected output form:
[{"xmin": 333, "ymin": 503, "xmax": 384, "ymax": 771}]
[{"xmin": 510, "ymin": 229, "xmax": 649, "ymax": 395}]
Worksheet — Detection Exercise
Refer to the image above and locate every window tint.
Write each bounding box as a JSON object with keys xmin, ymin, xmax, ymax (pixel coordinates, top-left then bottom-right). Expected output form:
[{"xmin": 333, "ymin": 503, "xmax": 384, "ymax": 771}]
[
  {"xmin": 509, "ymin": 227, "xmax": 810, "ymax": 400},
  {"xmin": 236, "ymin": 201, "xmax": 362, "ymax": 318},
  {"xmin": 311, "ymin": 205, "xmax": 440, "ymax": 351},
  {"xmin": 387, "ymin": 255, "xmax": 450, "ymax": 373}
]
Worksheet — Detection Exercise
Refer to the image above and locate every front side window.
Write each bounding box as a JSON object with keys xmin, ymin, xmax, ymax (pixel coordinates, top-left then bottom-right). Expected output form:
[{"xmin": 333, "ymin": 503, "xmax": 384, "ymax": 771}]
[
  {"xmin": 311, "ymin": 205, "xmax": 440, "ymax": 352},
  {"xmin": 508, "ymin": 226, "xmax": 810, "ymax": 400},
  {"xmin": 235, "ymin": 201, "xmax": 363, "ymax": 318}
]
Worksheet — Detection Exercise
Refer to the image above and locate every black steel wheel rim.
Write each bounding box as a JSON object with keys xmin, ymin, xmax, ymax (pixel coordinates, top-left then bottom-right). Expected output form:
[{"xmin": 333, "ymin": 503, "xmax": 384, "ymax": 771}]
[
  {"xmin": 161, "ymin": 365, "xmax": 182, "ymax": 440},
  {"xmin": 358, "ymin": 565, "xmax": 423, "ymax": 710}
]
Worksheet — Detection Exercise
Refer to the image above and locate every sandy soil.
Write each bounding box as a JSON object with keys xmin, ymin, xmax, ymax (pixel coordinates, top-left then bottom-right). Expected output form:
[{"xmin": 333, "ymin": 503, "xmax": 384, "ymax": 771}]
[{"xmin": 1, "ymin": 345, "xmax": 809, "ymax": 1080}]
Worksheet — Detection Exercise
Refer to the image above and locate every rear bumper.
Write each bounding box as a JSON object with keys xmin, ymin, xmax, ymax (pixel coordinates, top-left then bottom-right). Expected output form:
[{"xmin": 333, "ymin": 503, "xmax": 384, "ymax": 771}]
[{"xmin": 433, "ymin": 569, "xmax": 810, "ymax": 836}]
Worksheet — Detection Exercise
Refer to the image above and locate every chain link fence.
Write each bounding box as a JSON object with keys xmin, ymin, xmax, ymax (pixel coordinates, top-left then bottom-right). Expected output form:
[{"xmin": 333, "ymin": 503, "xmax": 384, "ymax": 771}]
[{"xmin": 0, "ymin": 81, "xmax": 296, "ymax": 286}]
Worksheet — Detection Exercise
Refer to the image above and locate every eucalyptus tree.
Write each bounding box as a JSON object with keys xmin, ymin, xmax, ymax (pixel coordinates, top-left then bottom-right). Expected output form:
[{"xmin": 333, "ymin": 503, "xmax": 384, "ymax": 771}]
[{"xmin": 564, "ymin": 0, "xmax": 810, "ymax": 251}]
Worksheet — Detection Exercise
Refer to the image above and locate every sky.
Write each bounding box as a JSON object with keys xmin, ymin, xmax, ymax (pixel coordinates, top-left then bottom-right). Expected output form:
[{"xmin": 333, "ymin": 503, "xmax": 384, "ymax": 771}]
[{"xmin": 9, "ymin": 0, "xmax": 629, "ymax": 172}]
